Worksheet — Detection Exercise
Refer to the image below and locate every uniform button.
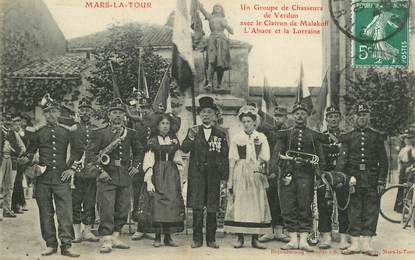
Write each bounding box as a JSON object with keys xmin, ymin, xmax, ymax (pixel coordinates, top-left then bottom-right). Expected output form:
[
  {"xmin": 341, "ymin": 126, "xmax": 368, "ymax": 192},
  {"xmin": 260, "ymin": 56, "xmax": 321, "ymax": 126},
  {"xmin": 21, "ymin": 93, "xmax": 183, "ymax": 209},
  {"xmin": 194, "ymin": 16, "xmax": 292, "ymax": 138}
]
[
  {"xmin": 53, "ymin": 153, "xmax": 56, "ymax": 156},
  {"xmin": 361, "ymin": 159, "xmax": 365, "ymax": 162},
  {"xmin": 120, "ymin": 152, "xmax": 123, "ymax": 155},
  {"xmin": 361, "ymin": 148, "xmax": 365, "ymax": 151},
  {"xmin": 297, "ymin": 147, "xmax": 301, "ymax": 151},
  {"xmin": 361, "ymin": 154, "xmax": 365, "ymax": 157},
  {"xmin": 53, "ymin": 160, "xmax": 56, "ymax": 163},
  {"xmin": 299, "ymin": 130, "xmax": 303, "ymax": 133},
  {"xmin": 51, "ymin": 129, "xmax": 55, "ymax": 132},
  {"xmin": 53, "ymin": 166, "xmax": 56, "ymax": 169},
  {"xmin": 86, "ymin": 134, "xmax": 90, "ymax": 138},
  {"xmin": 52, "ymin": 135, "xmax": 56, "ymax": 138},
  {"xmin": 298, "ymin": 138, "xmax": 302, "ymax": 141},
  {"xmin": 361, "ymin": 142, "xmax": 364, "ymax": 145},
  {"xmin": 298, "ymin": 143, "xmax": 301, "ymax": 146},
  {"xmin": 52, "ymin": 141, "xmax": 56, "ymax": 144}
]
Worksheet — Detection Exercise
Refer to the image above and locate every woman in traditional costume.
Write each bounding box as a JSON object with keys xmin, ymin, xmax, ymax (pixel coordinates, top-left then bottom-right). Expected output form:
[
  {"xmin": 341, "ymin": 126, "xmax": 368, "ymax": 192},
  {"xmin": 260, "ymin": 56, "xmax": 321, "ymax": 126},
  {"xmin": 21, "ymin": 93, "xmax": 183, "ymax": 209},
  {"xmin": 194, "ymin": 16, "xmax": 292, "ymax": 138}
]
[
  {"xmin": 224, "ymin": 105, "xmax": 272, "ymax": 249},
  {"xmin": 140, "ymin": 114, "xmax": 185, "ymax": 247}
]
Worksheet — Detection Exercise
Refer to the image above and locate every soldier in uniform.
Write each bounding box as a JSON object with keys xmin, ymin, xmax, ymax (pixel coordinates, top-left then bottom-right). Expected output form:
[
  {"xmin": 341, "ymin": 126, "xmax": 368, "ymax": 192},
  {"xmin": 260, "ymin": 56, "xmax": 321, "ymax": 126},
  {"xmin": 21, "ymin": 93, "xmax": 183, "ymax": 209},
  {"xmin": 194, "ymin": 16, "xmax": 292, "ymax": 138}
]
[
  {"xmin": 181, "ymin": 96, "xmax": 229, "ymax": 249},
  {"xmin": 85, "ymin": 98, "xmax": 144, "ymax": 254},
  {"xmin": 71, "ymin": 98, "xmax": 100, "ymax": 243},
  {"xmin": 259, "ymin": 106, "xmax": 290, "ymax": 243},
  {"xmin": 317, "ymin": 106, "xmax": 349, "ymax": 249},
  {"xmin": 270, "ymin": 102, "xmax": 325, "ymax": 252},
  {"xmin": 25, "ymin": 98, "xmax": 80, "ymax": 257},
  {"xmin": 337, "ymin": 103, "xmax": 387, "ymax": 256}
]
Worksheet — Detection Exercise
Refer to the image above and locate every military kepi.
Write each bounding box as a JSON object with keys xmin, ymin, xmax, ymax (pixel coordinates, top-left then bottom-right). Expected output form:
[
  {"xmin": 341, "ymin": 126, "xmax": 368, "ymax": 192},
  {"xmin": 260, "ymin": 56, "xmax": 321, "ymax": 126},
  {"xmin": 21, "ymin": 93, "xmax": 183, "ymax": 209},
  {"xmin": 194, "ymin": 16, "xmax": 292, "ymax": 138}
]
[
  {"xmin": 274, "ymin": 106, "xmax": 288, "ymax": 116},
  {"xmin": 79, "ymin": 97, "xmax": 93, "ymax": 109},
  {"xmin": 40, "ymin": 93, "xmax": 60, "ymax": 111},
  {"xmin": 291, "ymin": 102, "xmax": 310, "ymax": 114},
  {"xmin": 356, "ymin": 102, "xmax": 370, "ymax": 114},
  {"xmin": 108, "ymin": 98, "xmax": 126, "ymax": 112},
  {"xmin": 198, "ymin": 96, "xmax": 218, "ymax": 113},
  {"xmin": 326, "ymin": 105, "xmax": 341, "ymax": 116}
]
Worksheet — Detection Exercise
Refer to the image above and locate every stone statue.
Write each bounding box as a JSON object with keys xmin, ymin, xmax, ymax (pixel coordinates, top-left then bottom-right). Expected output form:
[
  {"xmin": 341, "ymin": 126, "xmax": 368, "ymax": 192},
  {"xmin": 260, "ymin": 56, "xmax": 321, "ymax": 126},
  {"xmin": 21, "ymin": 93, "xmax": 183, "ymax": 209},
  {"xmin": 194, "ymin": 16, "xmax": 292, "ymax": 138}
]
[{"xmin": 199, "ymin": 1, "xmax": 234, "ymax": 90}]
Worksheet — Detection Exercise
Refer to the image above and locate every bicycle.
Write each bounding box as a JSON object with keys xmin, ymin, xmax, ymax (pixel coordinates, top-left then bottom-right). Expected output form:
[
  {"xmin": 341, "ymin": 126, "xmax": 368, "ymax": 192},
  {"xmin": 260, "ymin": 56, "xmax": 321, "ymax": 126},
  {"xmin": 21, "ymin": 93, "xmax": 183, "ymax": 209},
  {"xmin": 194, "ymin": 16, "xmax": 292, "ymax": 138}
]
[{"xmin": 380, "ymin": 167, "xmax": 415, "ymax": 230}]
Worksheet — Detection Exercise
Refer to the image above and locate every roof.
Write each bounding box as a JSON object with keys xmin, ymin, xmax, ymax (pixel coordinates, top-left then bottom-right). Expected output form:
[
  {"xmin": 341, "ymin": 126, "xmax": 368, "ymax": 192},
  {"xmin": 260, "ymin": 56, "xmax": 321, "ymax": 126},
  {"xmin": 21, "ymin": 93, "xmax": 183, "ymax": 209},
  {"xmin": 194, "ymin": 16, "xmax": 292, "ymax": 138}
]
[
  {"xmin": 9, "ymin": 55, "xmax": 89, "ymax": 79},
  {"xmin": 68, "ymin": 23, "xmax": 252, "ymax": 51}
]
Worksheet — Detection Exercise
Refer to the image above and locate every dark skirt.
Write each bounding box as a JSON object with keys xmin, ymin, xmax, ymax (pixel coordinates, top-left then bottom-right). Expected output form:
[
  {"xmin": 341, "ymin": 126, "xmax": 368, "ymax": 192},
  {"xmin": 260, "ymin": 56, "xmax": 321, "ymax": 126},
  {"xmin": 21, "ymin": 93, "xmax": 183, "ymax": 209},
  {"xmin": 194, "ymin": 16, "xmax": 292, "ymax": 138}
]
[{"xmin": 137, "ymin": 161, "xmax": 185, "ymax": 234}]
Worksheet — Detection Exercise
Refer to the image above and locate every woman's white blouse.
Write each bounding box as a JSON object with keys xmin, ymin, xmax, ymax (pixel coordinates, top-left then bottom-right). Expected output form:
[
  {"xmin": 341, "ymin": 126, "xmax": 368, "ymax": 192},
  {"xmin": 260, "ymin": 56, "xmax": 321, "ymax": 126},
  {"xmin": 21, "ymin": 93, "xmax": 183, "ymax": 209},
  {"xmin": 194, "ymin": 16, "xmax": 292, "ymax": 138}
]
[{"xmin": 229, "ymin": 130, "xmax": 270, "ymax": 162}]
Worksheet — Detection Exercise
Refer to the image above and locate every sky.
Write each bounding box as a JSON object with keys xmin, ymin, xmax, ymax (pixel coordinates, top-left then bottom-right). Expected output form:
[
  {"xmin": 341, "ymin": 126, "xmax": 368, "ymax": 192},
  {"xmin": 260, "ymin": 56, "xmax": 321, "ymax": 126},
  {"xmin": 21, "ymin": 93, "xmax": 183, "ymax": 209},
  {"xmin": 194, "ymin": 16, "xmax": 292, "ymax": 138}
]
[{"xmin": 44, "ymin": 0, "xmax": 324, "ymax": 87}]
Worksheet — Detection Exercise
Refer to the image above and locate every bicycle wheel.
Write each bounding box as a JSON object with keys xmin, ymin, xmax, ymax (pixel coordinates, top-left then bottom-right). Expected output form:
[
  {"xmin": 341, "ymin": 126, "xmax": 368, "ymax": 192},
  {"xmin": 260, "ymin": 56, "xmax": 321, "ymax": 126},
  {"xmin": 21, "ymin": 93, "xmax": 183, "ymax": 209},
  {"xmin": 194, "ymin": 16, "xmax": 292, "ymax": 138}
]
[
  {"xmin": 402, "ymin": 186, "xmax": 415, "ymax": 229},
  {"xmin": 380, "ymin": 184, "xmax": 405, "ymax": 224}
]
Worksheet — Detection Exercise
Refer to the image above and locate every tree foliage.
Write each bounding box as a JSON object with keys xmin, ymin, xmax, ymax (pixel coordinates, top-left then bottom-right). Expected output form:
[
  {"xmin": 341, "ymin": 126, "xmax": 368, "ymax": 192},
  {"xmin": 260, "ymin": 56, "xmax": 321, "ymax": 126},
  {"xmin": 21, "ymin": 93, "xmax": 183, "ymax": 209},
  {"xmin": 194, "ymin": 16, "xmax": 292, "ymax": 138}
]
[
  {"xmin": 345, "ymin": 69, "xmax": 415, "ymax": 136},
  {"xmin": 86, "ymin": 23, "xmax": 170, "ymax": 105},
  {"xmin": 0, "ymin": 28, "xmax": 78, "ymax": 112}
]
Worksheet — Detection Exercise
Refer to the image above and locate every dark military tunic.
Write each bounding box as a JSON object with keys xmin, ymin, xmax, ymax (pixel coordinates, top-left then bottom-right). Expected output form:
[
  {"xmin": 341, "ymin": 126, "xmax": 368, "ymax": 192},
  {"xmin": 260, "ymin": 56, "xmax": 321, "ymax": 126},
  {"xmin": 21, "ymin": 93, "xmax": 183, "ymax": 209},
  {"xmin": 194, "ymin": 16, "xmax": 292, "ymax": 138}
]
[
  {"xmin": 318, "ymin": 129, "xmax": 349, "ymax": 233},
  {"xmin": 270, "ymin": 125, "xmax": 325, "ymax": 233},
  {"xmin": 71, "ymin": 122, "xmax": 97, "ymax": 225},
  {"xmin": 26, "ymin": 123, "xmax": 78, "ymax": 249},
  {"xmin": 336, "ymin": 127, "xmax": 388, "ymax": 236},
  {"xmin": 85, "ymin": 125, "xmax": 144, "ymax": 235}
]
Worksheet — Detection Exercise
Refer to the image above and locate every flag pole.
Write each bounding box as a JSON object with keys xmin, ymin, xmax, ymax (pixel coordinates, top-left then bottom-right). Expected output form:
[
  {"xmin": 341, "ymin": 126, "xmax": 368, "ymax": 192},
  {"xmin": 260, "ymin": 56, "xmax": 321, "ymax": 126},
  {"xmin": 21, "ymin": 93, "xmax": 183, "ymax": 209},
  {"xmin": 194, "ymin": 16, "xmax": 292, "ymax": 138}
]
[{"xmin": 191, "ymin": 76, "xmax": 197, "ymax": 125}]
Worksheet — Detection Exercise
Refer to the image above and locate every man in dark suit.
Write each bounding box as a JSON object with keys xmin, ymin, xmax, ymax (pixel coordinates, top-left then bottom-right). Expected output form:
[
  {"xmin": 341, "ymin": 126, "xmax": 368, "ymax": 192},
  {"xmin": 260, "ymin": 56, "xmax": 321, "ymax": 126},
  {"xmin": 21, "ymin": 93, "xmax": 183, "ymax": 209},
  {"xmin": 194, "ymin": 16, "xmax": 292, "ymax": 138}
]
[
  {"xmin": 85, "ymin": 98, "xmax": 144, "ymax": 254},
  {"xmin": 25, "ymin": 98, "xmax": 80, "ymax": 257},
  {"xmin": 181, "ymin": 96, "xmax": 229, "ymax": 249},
  {"xmin": 337, "ymin": 103, "xmax": 388, "ymax": 256}
]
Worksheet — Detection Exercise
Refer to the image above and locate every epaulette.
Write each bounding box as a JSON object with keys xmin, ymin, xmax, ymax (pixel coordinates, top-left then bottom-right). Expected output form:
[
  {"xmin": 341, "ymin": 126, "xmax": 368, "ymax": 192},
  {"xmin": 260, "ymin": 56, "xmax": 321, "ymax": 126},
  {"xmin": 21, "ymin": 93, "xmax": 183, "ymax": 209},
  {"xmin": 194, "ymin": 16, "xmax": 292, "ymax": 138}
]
[
  {"xmin": 368, "ymin": 127, "xmax": 385, "ymax": 135},
  {"xmin": 342, "ymin": 129, "xmax": 354, "ymax": 135},
  {"xmin": 92, "ymin": 124, "xmax": 109, "ymax": 131},
  {"xmin": 58, "ymin": 123, "xmax": 78, "ymax": 132},
  {"xmin": 27, "ymin": 122, "xmax": 47, "ymax": 132}
]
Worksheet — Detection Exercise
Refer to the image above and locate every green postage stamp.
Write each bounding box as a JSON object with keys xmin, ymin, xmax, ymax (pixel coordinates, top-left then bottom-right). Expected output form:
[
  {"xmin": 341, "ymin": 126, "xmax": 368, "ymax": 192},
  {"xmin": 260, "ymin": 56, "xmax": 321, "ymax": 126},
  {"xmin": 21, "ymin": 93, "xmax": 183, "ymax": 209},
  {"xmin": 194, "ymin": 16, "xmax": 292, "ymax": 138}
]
[{"xmin": 352, "ymin": 0, "xmax": 410, "ymax": 67}]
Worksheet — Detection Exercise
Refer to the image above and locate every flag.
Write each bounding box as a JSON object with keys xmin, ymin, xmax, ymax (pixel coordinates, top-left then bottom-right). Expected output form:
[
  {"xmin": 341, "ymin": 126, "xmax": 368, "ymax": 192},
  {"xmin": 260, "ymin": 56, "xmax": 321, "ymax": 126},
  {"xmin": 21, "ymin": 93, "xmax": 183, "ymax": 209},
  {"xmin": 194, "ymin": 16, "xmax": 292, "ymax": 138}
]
[
  {"xmin": 171, "ymin": 0, "xmax": 196, "ymax": 93},
  {"xmin": 296, "ymin": 62, "xmax": 313, "ymax": 111},
  {"xmin": 261, "ymin": 77, "xmax": 273, "ymax": 113},
  {"xmin": 315, "ymin": 72, "xmax": 330, "ymax": 131},
  {"xmin": 108, "ymin": 60, "xmax": 121, "ymax": 99},
  {"xmin": 152, "ymin": 65, "xmax": 172, "ymax": 113},
  {"xmin": 136, "ymin": 50, "xmax": 149, "ymax": 99}
]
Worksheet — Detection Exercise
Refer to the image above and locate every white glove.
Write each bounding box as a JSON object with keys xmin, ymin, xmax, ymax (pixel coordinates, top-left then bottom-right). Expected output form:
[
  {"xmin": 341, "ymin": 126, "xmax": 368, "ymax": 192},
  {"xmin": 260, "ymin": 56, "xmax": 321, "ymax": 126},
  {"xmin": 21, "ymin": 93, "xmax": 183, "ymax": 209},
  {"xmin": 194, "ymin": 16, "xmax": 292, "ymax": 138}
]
[
  {"xmin": 349, "ymin": 176, "xmax": 357, "ymax": 186},
  {"xmin": 147, "ymin": 181, "xmax": 156, "ymax": 193}
]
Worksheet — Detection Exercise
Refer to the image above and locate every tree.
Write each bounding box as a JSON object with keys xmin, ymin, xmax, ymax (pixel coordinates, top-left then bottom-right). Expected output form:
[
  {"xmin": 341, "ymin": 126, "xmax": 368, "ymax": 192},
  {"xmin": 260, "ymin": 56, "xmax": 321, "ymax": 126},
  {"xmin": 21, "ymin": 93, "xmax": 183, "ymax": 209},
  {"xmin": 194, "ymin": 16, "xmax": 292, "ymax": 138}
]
[
  {"xmin": 345, "ymin": 69, "xmax": 415, "ymax": 136},
  {"xmin": 86, "ymin": 23, "xmax": 169, "ymax": 105}
]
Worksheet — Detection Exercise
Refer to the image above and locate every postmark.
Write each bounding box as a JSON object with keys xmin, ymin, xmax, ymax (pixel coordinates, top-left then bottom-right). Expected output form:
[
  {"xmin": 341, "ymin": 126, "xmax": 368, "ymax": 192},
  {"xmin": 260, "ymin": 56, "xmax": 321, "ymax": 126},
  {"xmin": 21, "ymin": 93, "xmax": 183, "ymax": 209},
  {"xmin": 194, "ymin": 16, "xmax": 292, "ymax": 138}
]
[{"xmin": 329, "ymin": 0, "xmax": 410, "ymax": 68}]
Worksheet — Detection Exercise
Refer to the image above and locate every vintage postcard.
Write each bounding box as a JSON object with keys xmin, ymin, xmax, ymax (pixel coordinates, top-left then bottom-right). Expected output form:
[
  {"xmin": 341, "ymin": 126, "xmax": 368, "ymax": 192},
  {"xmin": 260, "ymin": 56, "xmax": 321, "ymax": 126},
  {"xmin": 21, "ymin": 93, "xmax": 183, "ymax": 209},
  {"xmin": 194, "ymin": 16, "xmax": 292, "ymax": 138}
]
[{"xmin": 0, "ymin": 0, "xmax": 414, "ymax": 259}]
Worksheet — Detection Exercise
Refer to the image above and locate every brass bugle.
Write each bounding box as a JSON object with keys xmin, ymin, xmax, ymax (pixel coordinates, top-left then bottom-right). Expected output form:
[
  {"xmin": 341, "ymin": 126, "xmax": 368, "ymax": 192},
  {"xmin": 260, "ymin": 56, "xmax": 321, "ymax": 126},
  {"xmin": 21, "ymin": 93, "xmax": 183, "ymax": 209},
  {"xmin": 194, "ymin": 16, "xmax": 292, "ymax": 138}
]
[{"xmin": 279, "ymin": 150, "xmax": 319, "ymax": 165}]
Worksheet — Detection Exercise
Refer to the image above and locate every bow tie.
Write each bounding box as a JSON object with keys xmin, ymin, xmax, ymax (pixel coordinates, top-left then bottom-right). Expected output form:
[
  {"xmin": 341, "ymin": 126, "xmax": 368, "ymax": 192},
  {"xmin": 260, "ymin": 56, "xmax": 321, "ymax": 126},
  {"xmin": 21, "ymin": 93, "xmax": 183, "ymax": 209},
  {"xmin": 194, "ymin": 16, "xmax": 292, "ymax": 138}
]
[{"xmin": 202, "ymin": 125, "xmax": 212, "ymax": 130}]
